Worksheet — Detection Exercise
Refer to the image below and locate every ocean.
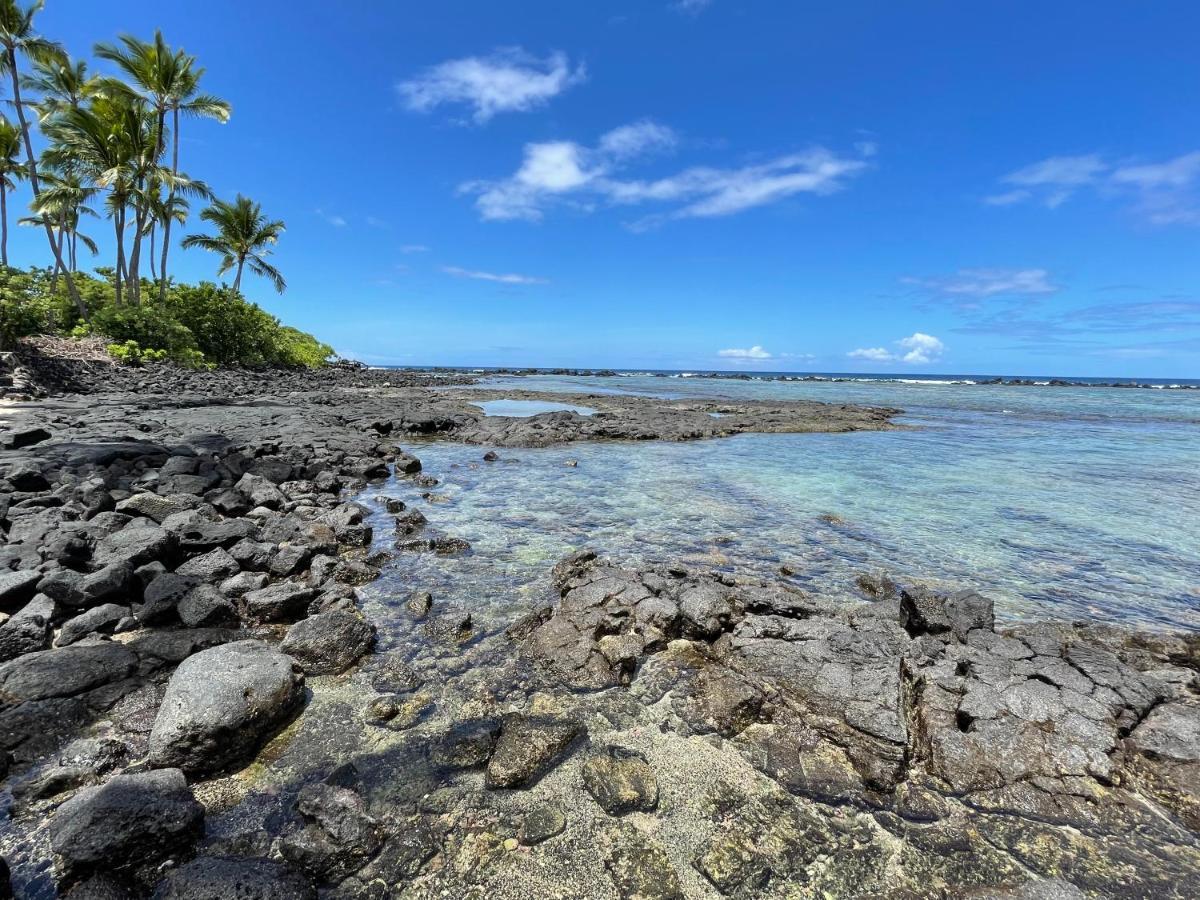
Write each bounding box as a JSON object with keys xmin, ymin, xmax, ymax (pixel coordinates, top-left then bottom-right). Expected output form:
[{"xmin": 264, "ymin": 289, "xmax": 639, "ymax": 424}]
[{"xmin": 357, "ymin": 370, "xmax": 1200, "ymax": 650}]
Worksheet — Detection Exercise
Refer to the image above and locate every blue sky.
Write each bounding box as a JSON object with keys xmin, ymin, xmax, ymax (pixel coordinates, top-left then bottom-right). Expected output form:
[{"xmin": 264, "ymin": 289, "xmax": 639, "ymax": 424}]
[{"xmin": 13, "ymin": 1, "xmax": 1200, "ymax": 376}]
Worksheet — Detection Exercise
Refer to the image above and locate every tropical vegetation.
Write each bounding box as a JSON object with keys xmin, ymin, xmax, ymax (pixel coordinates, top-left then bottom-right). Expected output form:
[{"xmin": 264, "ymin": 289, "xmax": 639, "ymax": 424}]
[{"xmin": 0, "ymin": 0, "xmax": 332, "ymax": 367}]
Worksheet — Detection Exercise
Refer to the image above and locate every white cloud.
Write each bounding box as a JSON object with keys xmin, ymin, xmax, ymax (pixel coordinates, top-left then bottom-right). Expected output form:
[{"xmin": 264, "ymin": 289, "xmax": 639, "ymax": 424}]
[
  {"xmin": 848, "ymin": 332, "xmax": 945, "ymax": 365},
  {"xmin": 462, "ymin": 124, "xmax": 871, "ymax": 226},
  {"xmin": 397, "ymin": 48, "xmax": 585, "ymax": 123},
  {"xmin": 848, "ymin": 347, "xmax": 893, "ymax": 362},
  {"xmin": 598, "ymin": 121, "xmax": 678, "ymax": 160},
  {"xmin": 896, "ymin": 332, "xmax": 945, "ymax": 364},
  {"xmin": 400, "ymin": 244, "xmax": 429, "ymax": 254},
  {"xmin": 442, "ymin": 265, "xmax": 548, "ymax": 285},
  {"xmin": 672, "ymin": 0, "xmax": 713, "ymax": 13},
  {"xmin": 987, "ymin": 150, "xmax": 1200, "ymax": 224},
  {"xmin": 718, "ymin": 345, "xmax": 772, "ymax": 359},
  {"xmin": 904, "ymin": 268, "xmax": 1058, "ymax": 302}
]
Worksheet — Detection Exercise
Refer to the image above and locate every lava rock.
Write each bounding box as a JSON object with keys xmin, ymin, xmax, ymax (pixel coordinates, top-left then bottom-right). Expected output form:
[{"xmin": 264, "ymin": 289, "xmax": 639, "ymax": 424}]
[
  {"xmin": 280, "ymin": 609, "xmax": 376, "ymax": 675},
  {"xmin": 485, "ymin": 714, "xmax": 581, "ymax": 789},
  {"xmin": 149, "ymin": 856, "xmax": 316, "ymax": 900},
  {"xmin": 582, "ymin": 747, "xmax": 659, "ymax": 815},
  {"xmin": 147, "ymin": 640, "xmax": 304, "ymax": 776},
  {"xmin": 48, "ymin": 768, "xmax": 203, "ymax": 885}
]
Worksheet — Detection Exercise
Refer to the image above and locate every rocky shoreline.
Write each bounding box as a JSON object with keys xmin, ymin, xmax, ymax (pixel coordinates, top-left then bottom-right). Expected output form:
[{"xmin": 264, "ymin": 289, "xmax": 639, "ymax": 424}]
[{"xmin": 0, "ymin": 355, "xmax": 1196, "ymax": 898}]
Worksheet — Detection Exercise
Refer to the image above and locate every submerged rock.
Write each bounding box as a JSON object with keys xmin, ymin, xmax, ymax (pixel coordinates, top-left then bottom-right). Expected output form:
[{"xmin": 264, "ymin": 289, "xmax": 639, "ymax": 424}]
[
  {"xmin": 281, "ymin": 609, "xmax": 376, "ymax": 675},
  {"xmin": 148, "ymin": 640, "xmax": 304, "ymax": 775},
  {"xmin": 582, "ymin": 746, "xmax": 659, "ymax": 815},
  {"xmin": 485, "ymin": 714, "xmax": 581, "ymax": 789},
  {"xmin": 150, "ymin": 856, "xmax": 316, "ymax": 900}
]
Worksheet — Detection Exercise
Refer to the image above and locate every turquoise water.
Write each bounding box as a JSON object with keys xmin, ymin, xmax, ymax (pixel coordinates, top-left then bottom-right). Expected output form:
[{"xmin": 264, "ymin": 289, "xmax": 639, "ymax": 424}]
[{"xmin": 362, "ymin": 374, "xmax": 1200, "ymax": 640}]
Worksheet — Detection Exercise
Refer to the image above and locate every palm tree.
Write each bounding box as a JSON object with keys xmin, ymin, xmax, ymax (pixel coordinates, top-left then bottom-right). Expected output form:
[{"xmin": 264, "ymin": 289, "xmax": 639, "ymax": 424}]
[
  {"xmin": 95, "ymin": 31, "xmax": 230, "ymax": 300},
  {"xmin": 20, "ymin": 46, "xmax": 99, "ymax": 120},
  {"xmin": 0, "ymin": 0, "xmax": 87, "ymax": 317},
  {"xmin": 143, "ymin": 181, "xmax": 190, "ymax": 282},
  {"xmin": 28, "ymin": 167, "xmax": 98, "ymax": 278},
  {"xmin": 0, "ymin": 118, "xmax": 26, "ymax": 267},
  {"xmin": 42, "ymin": 93, "xmax": 168, "ymax": 305},
  {"xmin": 182, "ymin": 194, "xmax": 285, "ymax": 294}
]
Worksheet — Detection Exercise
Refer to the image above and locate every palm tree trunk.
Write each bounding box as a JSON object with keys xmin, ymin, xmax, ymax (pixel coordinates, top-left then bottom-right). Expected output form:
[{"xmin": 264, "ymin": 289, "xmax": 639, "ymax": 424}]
[
  {"xmin": 149, "ymin": 224, "xmax": 157, "ymax": 281},
  {"xmin": 50, "ymin": 224, "xmax": 65, "ymax": 293},
  {"xmin": 114, "ymin": 212, "xmax": 126, "ymax": 307},
  {"xmin": 234, "ymin": 257, "xmax": 245, "ymax": 293},
  {"xmin": 158, "ymin": 106, "xmax": 181, "ymax": 303},
  {"xmin": 6, "ymin": 46, "xmax": 89, "ymax": 320},
  {"xmin": 1, "ymin": 187, "xmax": 7, "ymax": 269},
  {"xmin": 129, "ymin": 208, "xmax": 145, "ymax": 306}
]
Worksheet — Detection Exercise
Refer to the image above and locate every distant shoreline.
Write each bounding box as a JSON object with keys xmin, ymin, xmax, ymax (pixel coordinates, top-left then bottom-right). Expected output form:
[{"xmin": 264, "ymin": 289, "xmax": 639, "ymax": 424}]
[{"xmin": 368, "ymin": 365, "xmax": 1200, "ymax": 390}]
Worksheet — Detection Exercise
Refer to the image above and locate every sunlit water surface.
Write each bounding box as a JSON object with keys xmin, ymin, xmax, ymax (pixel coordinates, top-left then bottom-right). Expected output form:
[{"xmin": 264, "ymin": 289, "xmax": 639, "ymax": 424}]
[{"xmin": 358, "ymin": 374, "xmax": 1200, "ymax": 647}]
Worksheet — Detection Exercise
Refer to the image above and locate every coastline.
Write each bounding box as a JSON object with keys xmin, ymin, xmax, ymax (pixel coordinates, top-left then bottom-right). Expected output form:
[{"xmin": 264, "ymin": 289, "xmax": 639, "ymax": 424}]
[{"xmin": 0, "ymin": 355, "xmax": 1197, "ymax": 898}]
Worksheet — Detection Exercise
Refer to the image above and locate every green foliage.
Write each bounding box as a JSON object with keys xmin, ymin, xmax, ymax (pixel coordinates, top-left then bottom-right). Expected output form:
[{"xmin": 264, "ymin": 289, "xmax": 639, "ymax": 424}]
[
  {"xmin": 92, "ymin": 301, "xmax": 198, "ymax": 353},
  {"xmin": 0, "ymin": 266, "xmax": 331, "ymax": 368},
  {"xmin": 106, "ymin": 339, "xmax": 167, "ymax": 366},
  {"xmin": 0, "ymin": 266, "xmax": 73, "ymax": 348}
]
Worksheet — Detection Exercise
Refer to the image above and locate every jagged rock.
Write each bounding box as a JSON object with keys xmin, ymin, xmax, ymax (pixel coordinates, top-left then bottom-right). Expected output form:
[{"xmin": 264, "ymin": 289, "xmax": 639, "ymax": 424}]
[
  {"xmin": 434, "ymin": 718, "xmax": 502, "ymax": 770},
  {"xmin": 582, "ymin": 747, "xmax": 659, "ymax": 815},
  {"xmin": 235, "ymin": 474, "xmax": 285, "ymax": 510},
  {"xmin": 74, "ymin": 562, "xmax": 137, "ymax": 609},
  {"xmin": 175, "ymin": 547, "xmax": 240, "ymax": 583},
  {"xmin": 48, "ymin": 768, "xmax": 203, "ymax": 885},
  {"xmin": 241, "ymin": 582, "xmax": 317, "ymax": 623},
  {"xmin": 280, "ymin": 609, "xmax": 375, "ymax": 675},
  {"xmin": 148, "ymin": 640, "xmax": 304, "ymax": 775},
  {"xmin": 0, "ymin": 642, "xmax": 138, "ymax": 706},
  {"xmin": 114, "ymin": 493, "xmax": 188, "ymax": 524},
  {"xmin": 278, "ymin": 782, "xmax": 383, "ymax": 881},
  {"xmin": 900, "ymin": 586, "xmax": 994, "ymax": 641},
  {"xmin": 0, "ymin": 570, "xmax": 40, "ymax": 608},
  {"xmin": 0, "ymin": 595, "xmax": 54, "ymax": 661},
  {"xmin": 485, "ymin": 714, "xmax": 581, "ymax": 788},
  {"xmin": 55, "ymin": 603, "xmax": 130, "ymax": 646},
  {"xmin": 1124, "ymin": 701, "xmax": 1200, "ymax": 829},
  {"xmin": 92, "ymin": 523, "xmax": 175, "ymax": 569},
  {"xmin": 136, "ymin": 572, "xmax": 194, "ymax": 624},
  {"xmin": 177, "ymin": 584, "xmax": 236, "ymax": 627}
]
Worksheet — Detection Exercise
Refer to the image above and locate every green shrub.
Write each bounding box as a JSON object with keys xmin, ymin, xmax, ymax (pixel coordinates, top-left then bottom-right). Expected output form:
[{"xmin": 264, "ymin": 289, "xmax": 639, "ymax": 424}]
[
  {"xmin": 92, "ymin": 304, "xmax": 198, "ymax": 353},
  {"xmin": 107, "ymin": 341, "xmax": 168, "ymax": 366},
  {"xmin": 3, "ymin": 266, "xmax": 334, "ymax": 369}
]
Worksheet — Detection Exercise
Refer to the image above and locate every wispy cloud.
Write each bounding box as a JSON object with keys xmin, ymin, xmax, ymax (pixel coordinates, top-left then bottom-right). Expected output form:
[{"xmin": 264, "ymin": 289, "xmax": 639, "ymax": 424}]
[
  {"xmin": 441, "ymin": 265, "xmax": 548, "ymax": 285},
  {"xmin": 986, "ymin": 151, "xmax": 1200, "ymax": 224},
  {"xmin": 316, "ymin": 209, "xmax": 347, "ymax": 227},
  {"xmin": 400, "ymin": 244, "xmax": 430, "ymax": 254},
  {"xmin": 849, "ymin": 332, "xmax": 945, "ymax": 365},
  {"xmin": 461, "ymin": 121, "xmax": 871, "ymax": 228},
  {"xmin": 903, "ymin": 267, "xmax": 1059, "ymax": 311},
  {"xmin": 672, "ymin": 0, "xmax": 713, "ymax": 14},
  {"xmin": 717, "ymin": 345, "xmax": 772, "ymax": 360},
  {"xmin": 397, "ymin": 48, "xmax": 585, "ymax": 123}
]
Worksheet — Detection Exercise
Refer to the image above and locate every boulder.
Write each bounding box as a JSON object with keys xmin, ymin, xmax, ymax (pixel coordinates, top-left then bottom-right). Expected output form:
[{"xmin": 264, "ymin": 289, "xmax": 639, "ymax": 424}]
[
  {"xmin": 0, "ymin": 642, "xmax": 138, "ymax": 707},
  {"xmin": 148, "ymin": 640, "xmax": 304, "ymax": 775},
  {"xmin": 235, "ymin": 474, "xmax": 286, "ymax": 510},
  {"xmin": 280, "ymin": 609, "xmax": 376, "ymax": 675},
  {"xmin": 48, "ymin": 768, "xmax": 203, "ymax": 884},
  {"xmin": 75, "ymin": 563, "xmax": 137, "ymax": 609},
  {"xmin": 114, "ymin": 493, "xmax": 189, "ymax": 524},
  {"xmin": 136, "ymin": 572, "xmax": 195, "ymax": 624},
  {"xmin": 93, "ymin": 523, "xmax": 175, "ymax": 569},
  {"xmin": 241, "ymin": 582, "xmax": 317, "ymax": 623}
]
